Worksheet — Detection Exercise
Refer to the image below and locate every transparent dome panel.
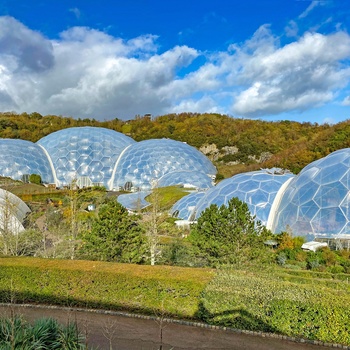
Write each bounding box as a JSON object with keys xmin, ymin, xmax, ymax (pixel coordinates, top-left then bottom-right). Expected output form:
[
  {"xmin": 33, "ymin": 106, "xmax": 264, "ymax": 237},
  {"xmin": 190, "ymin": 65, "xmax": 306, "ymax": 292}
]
[
  {"xmin": 157, "ymin": 171, "xmax": 213, "ymax": 189},
  {"xmin": 171, "ymin": 192, "xmax": 205, "ymax": 220},
  {"xmin": 37, "ymin": 127, "xmax": 135, "ymax": 188},
  {"xmin": 0, "ymin": 139, "xmax": 54, "ymax": 183},
  {"xmin": 271, "ymin": 148, "xmax": 350, "ymax": 238},
  {"xmin": 117, "ymin": 191, "xmax": 152, "ymax": 211},
  {"xmin": 194, "ymin": 169, "xmax": 294, "ymax": 225},
  {"xmin": 112, "ymin": 139, "xmax": 216, "ymax": 191}
]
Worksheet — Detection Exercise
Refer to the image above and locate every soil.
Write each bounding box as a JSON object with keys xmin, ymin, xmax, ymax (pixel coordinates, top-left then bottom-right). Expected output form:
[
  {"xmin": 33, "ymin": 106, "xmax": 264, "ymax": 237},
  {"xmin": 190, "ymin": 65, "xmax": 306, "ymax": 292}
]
[{"xmin": 0, "ymin": 304, "xmax": 330, "ymax": 350}]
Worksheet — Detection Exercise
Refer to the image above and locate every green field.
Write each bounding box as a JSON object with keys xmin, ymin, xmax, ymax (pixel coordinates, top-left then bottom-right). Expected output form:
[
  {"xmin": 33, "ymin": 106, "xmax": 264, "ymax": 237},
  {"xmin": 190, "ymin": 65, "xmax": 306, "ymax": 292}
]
[{"xmin": 1, "ymin": 257, "xmax": 350, "ymax": 346}]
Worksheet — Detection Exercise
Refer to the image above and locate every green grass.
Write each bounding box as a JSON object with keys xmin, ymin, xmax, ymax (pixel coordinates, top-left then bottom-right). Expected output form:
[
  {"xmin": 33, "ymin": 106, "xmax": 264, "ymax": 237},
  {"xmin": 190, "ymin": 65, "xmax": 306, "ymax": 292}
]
[
  {"xmin": 199, "ymin": 267, "xmax": 350, "ymax": 345},
  {"xmin": 146, "ymin": 186, "xmax": 192, "ymax": 210},
  {"xmin": 0, "ymin": 257, "xmax": 214, "ymax": 319},
  {"xmin": 2, "ymin": 258, "xmax": 350, "ymax": 345}
]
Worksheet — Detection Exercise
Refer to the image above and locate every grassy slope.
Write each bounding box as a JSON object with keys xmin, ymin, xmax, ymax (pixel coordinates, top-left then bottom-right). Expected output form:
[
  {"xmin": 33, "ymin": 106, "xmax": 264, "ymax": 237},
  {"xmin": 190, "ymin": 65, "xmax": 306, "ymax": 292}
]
[
  {"xmin": 0, "ymin": 257, "xmax": 214, "ymax": 319},
  {"xmin": 1, "ymin": 258, "xmax": 350, "ymax": 345}
]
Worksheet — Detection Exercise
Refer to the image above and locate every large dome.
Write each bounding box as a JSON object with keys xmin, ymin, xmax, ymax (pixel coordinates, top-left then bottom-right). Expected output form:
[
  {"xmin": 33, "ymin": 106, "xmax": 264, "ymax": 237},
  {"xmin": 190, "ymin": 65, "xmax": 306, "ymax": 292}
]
[
  {"xmin": 193, "ymin": 169, "xmax": 294, "ymax": 226},
  {"xmin": 271, "ymin": 148, "xmax": 350, "ymax": 239},
  {"xmin": 37, "ymin": 127, "xmax": 135, "ymax": 188},
  {"xmin": 111, "ymin": 139, "xmax": 216, "ymax": 191},
  {"xmin": 0, "ymin": 139, "xmax": 54, "ymax": 183}
]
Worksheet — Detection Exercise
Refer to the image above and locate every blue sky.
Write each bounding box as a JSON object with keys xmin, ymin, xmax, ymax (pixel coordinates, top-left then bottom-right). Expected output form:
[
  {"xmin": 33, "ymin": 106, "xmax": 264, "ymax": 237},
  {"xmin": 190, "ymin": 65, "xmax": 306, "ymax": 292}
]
[{"xmin": 0, "ymin": 0, "xmax": 349, "ymax": 123}]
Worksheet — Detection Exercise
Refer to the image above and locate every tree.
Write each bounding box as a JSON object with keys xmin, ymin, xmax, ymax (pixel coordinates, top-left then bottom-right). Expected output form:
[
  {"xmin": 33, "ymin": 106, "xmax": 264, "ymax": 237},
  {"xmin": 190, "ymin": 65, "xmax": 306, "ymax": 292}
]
[
  {"xmin": 29, "ymin": 174, "xmax": 41, "ymax": 185},
  {"xmin": 189, "ymin": 197, "xmax": 271, "ymax": 267},
  {"xmin": 80, "ymin": 199, "xmax": 146, "ymax": 263}
]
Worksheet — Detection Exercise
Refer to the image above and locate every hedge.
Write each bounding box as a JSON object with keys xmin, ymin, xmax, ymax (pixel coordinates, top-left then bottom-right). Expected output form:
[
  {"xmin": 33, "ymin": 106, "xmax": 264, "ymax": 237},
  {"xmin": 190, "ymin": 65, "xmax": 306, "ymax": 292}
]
[{"xmin": 0, "ymin": 257, "xmax": 214, "ymax": 319}]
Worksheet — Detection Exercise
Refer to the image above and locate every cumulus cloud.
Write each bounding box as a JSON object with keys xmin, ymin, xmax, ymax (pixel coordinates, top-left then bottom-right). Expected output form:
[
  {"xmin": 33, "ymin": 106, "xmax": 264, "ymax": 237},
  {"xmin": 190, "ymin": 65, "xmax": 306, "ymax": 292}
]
[
  {"xmin": 229, "ymin": 28, "xmax": 350, "ymax": 117},
  {"xmin": 0, "ymin": 16, "xmax": 54, "ymax": 72},
  {"xmin": 342, "ymin": 96, "xmax": 350, "ymax": 106},
  {"xmin": 0, "ymin": 16, "xmax": 350, "ymax": 120},
  {"xmin": 0, "ymin": 17, "xmax": 198, "ymax": 119}
]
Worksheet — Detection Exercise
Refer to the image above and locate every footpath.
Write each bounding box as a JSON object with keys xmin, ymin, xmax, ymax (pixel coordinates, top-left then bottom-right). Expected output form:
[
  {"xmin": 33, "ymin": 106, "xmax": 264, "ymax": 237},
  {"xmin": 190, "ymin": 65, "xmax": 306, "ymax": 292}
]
[{"xmin": 0, "ymin": 304, "xmax": 341, "ymax": 350}]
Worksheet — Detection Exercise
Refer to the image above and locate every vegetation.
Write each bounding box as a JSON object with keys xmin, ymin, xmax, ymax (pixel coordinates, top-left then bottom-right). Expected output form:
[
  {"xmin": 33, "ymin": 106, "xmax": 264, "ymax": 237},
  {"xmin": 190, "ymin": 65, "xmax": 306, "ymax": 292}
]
[
  {"xmin": 1, "ymin": 111, "xmax": 350, "ymax": 178},
  {"xmin": 189, "ymin": 197, "xmax": 272, "ymax": 267},
  {"xmin": 80, "ymin": 199, "xmax": 146, "ymax": 263},
  {"xmin": 198, "ymin": 268, "xmax": 350, "ymax": 345},
  {"xmin": 1, "ymin": 112, "xmax": 350, "ymax": 345},
  {"xmin": 0, "ymin": 258, "xmax": 214, "ymax": 319},
  {"xmin": 0, "ymin": 315, "xmax": 85, "ymax": 349}
]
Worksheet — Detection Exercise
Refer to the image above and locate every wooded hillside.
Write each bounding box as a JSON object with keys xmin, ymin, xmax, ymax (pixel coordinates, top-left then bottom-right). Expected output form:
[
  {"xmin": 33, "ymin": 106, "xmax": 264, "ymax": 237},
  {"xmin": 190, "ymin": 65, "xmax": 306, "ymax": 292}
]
[{"xmin": 1, "ymin": 111, "xmax": 349, "ymax": 177}]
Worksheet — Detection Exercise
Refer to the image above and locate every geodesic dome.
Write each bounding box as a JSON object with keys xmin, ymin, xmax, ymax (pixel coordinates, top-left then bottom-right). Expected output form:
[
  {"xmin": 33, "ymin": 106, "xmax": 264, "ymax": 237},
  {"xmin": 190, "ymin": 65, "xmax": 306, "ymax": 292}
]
[
  {"xmin": 271, "ymin": 149, "xmax": 350, "ymax": 239},
  {"xmin": 112, "ymin": 139, "xmax": 216, "ymax": 191},
  {"xmin": 194, "ymin": 168, "xmax": 294, "ymax": 225},
  {"xmin": 0, "ymin": 139, "xmax": 54, "ymax": 183},
  {"xmin": 37, "ymin": 127, "xmax": 135, "ymax": 188},
  {"xmin": 117, "ymin": 191, "xmax": 152, "ymax": 211},
  {"xmin": 171, "ymin": 191, "xmax": 205, "ymax": 220},
  {"xmin": 0, "ymin": 189, "xmax": 30, "ymax": 234},
  {"xmin": 157, "ymin": 171, "xmax": 213, "ymax": 189}
]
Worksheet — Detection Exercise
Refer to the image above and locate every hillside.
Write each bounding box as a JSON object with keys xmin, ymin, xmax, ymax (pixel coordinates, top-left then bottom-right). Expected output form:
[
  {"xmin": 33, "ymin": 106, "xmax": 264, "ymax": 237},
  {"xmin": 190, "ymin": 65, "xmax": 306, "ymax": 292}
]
[{"xmin": 1, "ymin": 111, "xmax": 349, "ymax": 177}]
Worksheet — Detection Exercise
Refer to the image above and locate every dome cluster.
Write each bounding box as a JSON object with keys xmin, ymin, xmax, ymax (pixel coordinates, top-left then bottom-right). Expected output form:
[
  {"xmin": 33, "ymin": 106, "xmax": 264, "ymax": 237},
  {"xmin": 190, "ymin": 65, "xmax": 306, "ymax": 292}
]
[
  {"xmin": 0, "ymin": 127, "xmax": 216, "ymax": 191},
  {"xmin": 171, "ymin": 150, "xmax": 350, "ymax": 239},
  {"xmin": 3, "ymin": 125, "xmax": 350, "ymax": 239}
]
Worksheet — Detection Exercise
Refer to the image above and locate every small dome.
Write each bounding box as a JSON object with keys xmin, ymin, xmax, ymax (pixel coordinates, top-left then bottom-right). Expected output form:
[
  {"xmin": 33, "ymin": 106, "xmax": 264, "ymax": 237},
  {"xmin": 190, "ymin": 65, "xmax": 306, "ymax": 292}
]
[
  {"xmin": 112, "ymin": 139, "xmax": 216, "ymax": 191},
  {"xmin": 194, "ymin": 168, "xmax": 294, "ymax": 225},
  {"xmin": 0, "ymin": 189, "xmax": 30, "ymax": 234},
  {"xmin": 171, "ymin": 191, "xmax": 205, "ymax": 220}
]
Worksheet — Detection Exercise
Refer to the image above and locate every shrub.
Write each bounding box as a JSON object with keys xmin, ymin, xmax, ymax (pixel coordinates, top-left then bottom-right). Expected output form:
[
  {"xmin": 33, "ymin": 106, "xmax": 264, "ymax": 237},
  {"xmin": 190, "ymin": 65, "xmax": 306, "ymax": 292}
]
[{"xmin": 0, "ymin": 316, "xmax": 85, "ymax": 349}]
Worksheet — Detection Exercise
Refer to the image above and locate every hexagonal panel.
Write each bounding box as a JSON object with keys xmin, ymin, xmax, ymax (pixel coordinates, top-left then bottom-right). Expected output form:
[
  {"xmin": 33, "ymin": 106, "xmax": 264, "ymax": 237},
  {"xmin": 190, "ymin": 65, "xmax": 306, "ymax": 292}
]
[
  {"xmin": 38, "ymin": 127, "xmax": 135, "ymax": 188},
  {"xmin": 0, "ymin": 139, "xmax": 54, "ymax": 183},
  {"xmin": 272, "ymin": 148, "xmax": 350, "ymax": 238},
  {"xmin": 194, "ymin": 169, "xmax": 294, "ymax": 225},
  {"xmin": 112, "ymin": 139, "xmax": 216, "ymax": 191}
]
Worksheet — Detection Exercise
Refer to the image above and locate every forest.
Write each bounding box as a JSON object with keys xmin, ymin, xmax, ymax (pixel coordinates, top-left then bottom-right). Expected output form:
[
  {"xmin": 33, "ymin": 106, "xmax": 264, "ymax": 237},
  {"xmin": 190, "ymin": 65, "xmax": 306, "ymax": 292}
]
[{"xmin": 1, "ymin": 111, "xmax": 350, "ymax": 177}]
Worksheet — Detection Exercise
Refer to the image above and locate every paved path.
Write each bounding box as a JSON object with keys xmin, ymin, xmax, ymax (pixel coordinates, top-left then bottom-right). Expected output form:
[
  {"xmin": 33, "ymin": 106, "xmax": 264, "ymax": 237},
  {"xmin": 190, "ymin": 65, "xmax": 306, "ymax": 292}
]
[{"xmin": 0, "ymin": 305, "xmax": 333, "ymax": 350}]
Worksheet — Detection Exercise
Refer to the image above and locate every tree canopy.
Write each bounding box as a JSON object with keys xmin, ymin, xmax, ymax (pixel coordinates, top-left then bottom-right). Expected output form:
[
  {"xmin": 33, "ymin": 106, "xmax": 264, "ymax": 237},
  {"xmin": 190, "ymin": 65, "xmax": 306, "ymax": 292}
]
[
  {"xmin": 189, "ymin": 197, "xmax": 271, "ymax": 267},
  {"xmin": 80, "ymin": 199, "xmax": 146, "ymax": 263}
]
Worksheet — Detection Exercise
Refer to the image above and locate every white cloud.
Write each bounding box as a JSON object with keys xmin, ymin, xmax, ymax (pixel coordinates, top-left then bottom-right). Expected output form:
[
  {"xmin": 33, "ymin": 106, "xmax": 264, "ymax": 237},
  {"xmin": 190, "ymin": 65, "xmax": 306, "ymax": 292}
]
[
  {"xmin": 69, "ymin": 7, "xmax": 81, "ymax": 20},
  {"xmin": 342, "ymin": 96, "xmax": 350, "ymax": 106},
  {"xmin": 0, "ymin": 16, "xmax": 350, "ymax": 121},
  {"xmin": 299, "ymin": 0, "xmax": 323, "ymax": 19},
  {"xmin": 0, "ymin": 17, "xmax": 198, "ymax": 119},
  {"xmin": 229, "ymin": 29, "xmax": 350, "ymax": 117}
]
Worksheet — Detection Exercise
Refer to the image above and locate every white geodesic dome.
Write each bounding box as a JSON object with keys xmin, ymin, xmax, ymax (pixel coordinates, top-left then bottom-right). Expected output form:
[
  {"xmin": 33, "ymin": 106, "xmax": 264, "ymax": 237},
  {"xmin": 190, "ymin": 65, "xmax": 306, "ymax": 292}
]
[
  {"xmin": 0, "ymin": 189, "xmax": 30, "ymax": 234},
  {"xmin": 271, "ymin": 148, "xmax": 350, "ymax": 239}
]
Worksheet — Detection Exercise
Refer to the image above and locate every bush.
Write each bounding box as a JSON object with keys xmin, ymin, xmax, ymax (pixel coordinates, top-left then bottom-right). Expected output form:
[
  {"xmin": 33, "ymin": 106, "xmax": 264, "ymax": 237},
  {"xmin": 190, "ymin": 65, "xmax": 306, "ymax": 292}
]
[
  {"xmin": 29, "ymin": 174, "xmax": 42, "ymax": 185},
  {"xmin": 0, "ymin": 316, "xmax": 85, "ymax": 349}
]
